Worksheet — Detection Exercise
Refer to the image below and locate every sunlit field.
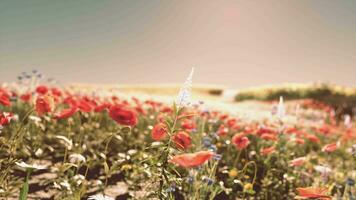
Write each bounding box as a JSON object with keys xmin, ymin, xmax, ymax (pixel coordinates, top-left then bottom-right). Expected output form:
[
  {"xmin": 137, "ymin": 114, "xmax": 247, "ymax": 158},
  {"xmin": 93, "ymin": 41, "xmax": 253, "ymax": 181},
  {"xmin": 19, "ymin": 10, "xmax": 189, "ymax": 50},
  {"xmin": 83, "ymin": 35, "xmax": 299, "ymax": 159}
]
[{"xmin": 0, "ymin": 70, "xmax": 355, "ymax": 200}]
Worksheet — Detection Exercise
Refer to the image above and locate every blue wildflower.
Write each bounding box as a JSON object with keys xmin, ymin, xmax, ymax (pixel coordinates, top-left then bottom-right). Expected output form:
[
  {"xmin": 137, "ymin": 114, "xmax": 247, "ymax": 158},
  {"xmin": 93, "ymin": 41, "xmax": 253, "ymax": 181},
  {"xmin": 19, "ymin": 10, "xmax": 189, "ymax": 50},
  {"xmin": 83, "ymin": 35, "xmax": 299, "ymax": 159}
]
[
  {"xmin": 213, "ymin": 154, "xmax": 222, "ymax": 161},
  {"xmin": 166, "ymin": 185, "xmax": 176, "ymax": 193},
  {"xmin": 186, "ymin": 176, "xmax": 194, "ymax": 184},
  {"xmin": 202, "ymin": 177, "xmax": 214, "ymax": 185},
  {"xmin": 202, "ymin": 136, "xmax": 212, "ymax": 148},
  {"xmin": 208, "ymin": 145, "xmax": 217, "ymax": 152},
  {"xmin": 346, "ymin": 177, "xmax": 355, "ymax": 186}
]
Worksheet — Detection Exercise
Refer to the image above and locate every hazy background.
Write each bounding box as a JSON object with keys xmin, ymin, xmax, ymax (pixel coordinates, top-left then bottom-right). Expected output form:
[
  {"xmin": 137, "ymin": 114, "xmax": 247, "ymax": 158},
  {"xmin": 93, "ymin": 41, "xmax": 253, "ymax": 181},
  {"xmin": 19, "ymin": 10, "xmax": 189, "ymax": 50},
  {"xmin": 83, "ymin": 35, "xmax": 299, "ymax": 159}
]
[{"xmin": 0, "ymin": 0, "xmax": 355, "ymax": 88}]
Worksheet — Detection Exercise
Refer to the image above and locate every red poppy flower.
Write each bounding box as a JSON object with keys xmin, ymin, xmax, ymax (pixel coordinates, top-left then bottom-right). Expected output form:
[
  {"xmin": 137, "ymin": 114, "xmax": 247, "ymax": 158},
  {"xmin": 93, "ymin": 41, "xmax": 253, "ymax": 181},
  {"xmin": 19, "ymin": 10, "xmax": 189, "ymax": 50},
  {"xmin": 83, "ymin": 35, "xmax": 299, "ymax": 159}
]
[
  {"xmin": 227, "ymin": 118, "xmax": 237, "ymax": 127},
  {"xmin": 36, "ymin": 85, "xmax": 48, "ymax": 95},
  {"xmin": 181, "ymin": 119, "xmax": 196, "ymax": 130},
  {"xmin": 317, "ymin": 125, "xmax": 332, "ymax": 135},
  {"xmin": 322, "ymin": 143, "xmax": 338, "ymax": 153},
  {"xmin": 219, "ymin": 114, "xmax": 229, "ymax": 120},
  {"xmin": 169, "ymin": 151, "xmax": 214, "ymax": 168},
  {"xmin": 51, "ymin": 87, "xmax": 62, "ymax": 97},
  {"xmin": 243, "ymin": 126, "xmax": 255, "ymax": 134},
  {"xmin": 0, "ymin": 91, "xmax": 11, "ymax": 107},
  {"xmin": 172, "ymin": 131, "xmax": 192, "ymax": 149},
  {"xmin": 260, "ymin": 133, "xmax": 278, "ymax": 141},
  {"xmin": 35, "ymin": 96, "xmax": 52, "ymax": 115},
  {"xmin": 0, "ymin": 112, "xmax": 13, "ymax": 126},
  {"xmin": 94, "ymin": 103, "xmax": 110, "ymax": 112},
  {"xmin": 285, "ymin": 127, "xmax": 297, "ymax": 134},
  {"xmin": 135, "ymin": 106, "xmax": 146, "ymax": 115},
  {"xmin": 289, "ymin": 157, "xmax": 306, "ymax": 167},
  {"xmin": 260, "ymin": 146, "xmax": 275, "ymax": 156},
  {"xmin": 78, "ymin": 99, "xmax": 92, "ymax": 113},
  {"xmin": 109, "ymin": 105, "xmax": 138, "ymax": 126},
  {"xmin": 231, "ymin": 124, "xmax": 241, "ymax": 130},
  {"xmin": 178, "ymin": 112, "xmax": 197, "ymax": 120},
  {"xmin": 257, "ymin": 126, "xmax": 277, "ymax": 136},
  {"xmin": 295, "ymin": 130, "xmax": 307, "ymax": 137},
  {"xmin": 232, "ymin": 133, "xmax": 250, "ymax": 150},
  {"xmin": 341, "ymin": 129, "xmax": 355, "ymax": 141},
  {"xmin": 131, "ymin": 97, "xmax": 140, "ymax": 105},
  {"xmin": 151, "ymin": 123, "xmax": 167, "ymax": 141},
  {"xmin": 144, "ymin": 100, "xmax": 159, "ymax": 111},
  {"xmin": 156, "ymin": 113, "xmax": 166, "ymax": 123},
  {"xmin": 305, "ymin": 134, "xmax": 320, "ymax": 143},
  {"xmin": 20, "ymin": 93, "xmax": 31, "ymax": 102},
  {"xmin": 217, "ymin": 124, "xmax": 228, "ymax": 136},
  {"xmin": 160, "ymin": 106, "xmax": 173, "ymax": 113},
  {"xmin": 293, "ymin": 137, "xmax": 305, "ymax": 145},
  {"xmin": 296, "ymin": 187, "xmax": 331, "ymax": 200},
  {"xmin": 55, "ymin": 106, "xmax": 78, "ymax": 119},
  {"xmin": 111, "ymin": 96, "xmax": 119, "ymax": 103}
]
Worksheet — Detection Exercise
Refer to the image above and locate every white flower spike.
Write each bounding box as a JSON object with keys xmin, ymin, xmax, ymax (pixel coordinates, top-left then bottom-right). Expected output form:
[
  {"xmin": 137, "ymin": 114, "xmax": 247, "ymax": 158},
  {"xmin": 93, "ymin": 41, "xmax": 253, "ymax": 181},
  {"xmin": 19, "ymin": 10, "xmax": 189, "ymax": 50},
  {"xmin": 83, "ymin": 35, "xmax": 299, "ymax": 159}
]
[
  {"xmin": 277, "ymin": 96, "xmax": 285, "ymax": 119},
  {"xmin": 344, "ymin": 114, "xmax": 352, "ymax": 128},
  {"xmin": 176, "ymin": 67, "xmax": 194, "ymax": 107}
]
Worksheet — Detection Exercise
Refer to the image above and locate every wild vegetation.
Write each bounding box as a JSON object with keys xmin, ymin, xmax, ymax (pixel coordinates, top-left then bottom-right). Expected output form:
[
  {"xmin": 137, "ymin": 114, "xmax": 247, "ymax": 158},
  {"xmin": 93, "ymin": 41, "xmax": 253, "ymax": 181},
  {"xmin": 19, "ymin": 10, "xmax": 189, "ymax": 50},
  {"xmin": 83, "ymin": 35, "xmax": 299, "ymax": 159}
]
[{"xmin": 0, "ymin": 71, "xmax": 355, "ymax": 199}]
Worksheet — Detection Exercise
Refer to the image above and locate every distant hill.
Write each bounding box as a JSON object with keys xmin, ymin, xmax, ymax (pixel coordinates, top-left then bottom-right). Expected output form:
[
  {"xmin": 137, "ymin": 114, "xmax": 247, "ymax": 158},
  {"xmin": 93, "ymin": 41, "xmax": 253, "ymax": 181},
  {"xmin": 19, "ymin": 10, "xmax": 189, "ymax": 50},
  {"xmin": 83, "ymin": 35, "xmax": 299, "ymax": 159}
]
[{"xmin": 234, "ymin": 83, "xmax": 356, "ymax": 119}]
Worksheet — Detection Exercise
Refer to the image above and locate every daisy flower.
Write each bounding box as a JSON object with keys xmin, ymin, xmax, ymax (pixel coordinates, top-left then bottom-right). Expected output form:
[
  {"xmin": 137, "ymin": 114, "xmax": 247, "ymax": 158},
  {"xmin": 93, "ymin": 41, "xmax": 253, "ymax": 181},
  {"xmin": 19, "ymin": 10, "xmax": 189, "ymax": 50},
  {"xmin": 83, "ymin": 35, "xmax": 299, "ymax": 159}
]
[
  {"xmin": 15, "ymin": 161, "xmax": 46, "ymax": 171},
  {"xmin": 87, "ymin": 194, "xmax": 114, "ymax": 200}
]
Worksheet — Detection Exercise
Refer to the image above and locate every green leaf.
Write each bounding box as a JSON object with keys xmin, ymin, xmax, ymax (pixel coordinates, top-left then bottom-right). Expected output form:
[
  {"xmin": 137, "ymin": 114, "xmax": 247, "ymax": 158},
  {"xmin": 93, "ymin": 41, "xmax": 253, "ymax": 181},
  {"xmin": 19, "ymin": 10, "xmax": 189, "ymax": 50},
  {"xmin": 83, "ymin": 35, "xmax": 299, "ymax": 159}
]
[
  {"xmin": 19, "ymin": 182, "xmax": 29, "ymax": 200},
  {"xmin": 104, "ymin": 161, "xmax": 110, "ymax": 176},
  {"xmin": 19, "ymin": 171, "xmax": 30, "ymax": 200},
  {"xmin": 173, "ymin": 102, "xmax": 177, "ymax": 114},
  {"xmin": 61, "ymin": 163, "xmax": 78, "ymax": 171}
]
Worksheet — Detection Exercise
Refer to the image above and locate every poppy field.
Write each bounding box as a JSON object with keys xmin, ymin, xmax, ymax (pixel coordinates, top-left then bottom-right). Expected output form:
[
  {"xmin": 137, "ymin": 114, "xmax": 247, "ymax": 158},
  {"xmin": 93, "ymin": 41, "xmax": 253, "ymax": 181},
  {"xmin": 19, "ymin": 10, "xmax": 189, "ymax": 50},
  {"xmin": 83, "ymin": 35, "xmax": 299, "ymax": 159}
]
[{"xmin": 0, "ymin": 71, "xmax": 355, "ymax": 200}]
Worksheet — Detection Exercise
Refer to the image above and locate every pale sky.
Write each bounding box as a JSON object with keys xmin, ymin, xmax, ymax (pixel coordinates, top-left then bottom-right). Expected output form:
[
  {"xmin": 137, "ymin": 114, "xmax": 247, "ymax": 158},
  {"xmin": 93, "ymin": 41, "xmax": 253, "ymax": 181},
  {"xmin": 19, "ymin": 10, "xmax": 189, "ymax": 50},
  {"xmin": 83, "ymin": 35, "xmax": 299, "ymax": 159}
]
[{"xmin": 0, "ymin": 0, "xmax": 355, "ymax": 88}]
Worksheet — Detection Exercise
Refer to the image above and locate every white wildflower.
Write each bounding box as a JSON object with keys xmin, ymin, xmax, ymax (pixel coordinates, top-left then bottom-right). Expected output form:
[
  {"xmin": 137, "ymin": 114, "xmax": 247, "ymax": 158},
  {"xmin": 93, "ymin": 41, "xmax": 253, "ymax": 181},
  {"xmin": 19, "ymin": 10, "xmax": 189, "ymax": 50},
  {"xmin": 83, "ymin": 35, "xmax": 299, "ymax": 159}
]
[
  {"xmin": 69, "ymin": 153, "xmax": 86, "ymax": 163},
  {"xmin": 29, "ymin": 115, "xmax": 41, "ymax": 123},
  {"xmin": 88, "ymin": 194, "xmax": 114, "ymax": 200},
  {"xmin": 93, "ymin": 180, "xmax": 103, "ymax": 186},
  {"xmin": 117, "ymin": 153, "xmax": 125, "ymax": 159},
  {"xmin": 59, "ymin": 180, "xmax": 71, "ymax": 190},
  {"xmin": 314, "ymin": 165, "xmax": 332, "ymax": 176},
  {"xmin": 176, "ymin": 67, "xmax": 194, "ymax": 107},
  {"xmin": 277, "ymin": 96, "xmax": 285, "ymax": 119},
  {"xmin": 151, "ymin": 141, "xmax": 162, "ymax": 147},
  {"xmin": 12, "ymin": 114, "xmax": 19, "ymax": 122},
  {"xmin": 295, "ymin": 104, "xmax": 301, "ymax": 117},
  {"xmin": 53, "ymin": 182, "xmax": 61, "ymax": 189},
  {"xmin": 35, "ymin": 148, "xmax": 43, "ymax": 157},
  {"xmin": 73, "ymin": 174, "xmax": 85, "ymax": 185},
  {"xmin": 344, "ymin": 114, "xmax": 352, "ymax": 128},
  {"xmin": 55, "ymin": 135, "xmax": 73, "ymax": 150},
  {"xmin": 127, "ymin": 149, "xmax": 137, "ymax": 155},
  {"xmin": 15, "ymin": 161, "xmax": 46, "ymax": 170}
]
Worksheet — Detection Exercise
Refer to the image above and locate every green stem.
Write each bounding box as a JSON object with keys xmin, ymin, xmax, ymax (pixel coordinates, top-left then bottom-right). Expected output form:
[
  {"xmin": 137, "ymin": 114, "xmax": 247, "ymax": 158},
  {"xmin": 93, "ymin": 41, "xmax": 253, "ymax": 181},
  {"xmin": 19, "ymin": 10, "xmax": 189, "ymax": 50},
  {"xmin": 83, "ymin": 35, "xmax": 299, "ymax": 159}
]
[
  {"xmin": 159, "ymin": 106, "xmax": 180, "ymax": 199},
  {"xmin": 19, "ymin": 170, "xmax": 31, "ymax": 200},
  {"xmin": 241, "ymin": 161, "xmax": 258, "ymax": 185},
  {"xmin": 233, "ymin": 150, "xmax": 242, "ymax": 167},
  {"xmin": 103, "ymin": 133, "xmax": 115, "ymax": 193}
]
